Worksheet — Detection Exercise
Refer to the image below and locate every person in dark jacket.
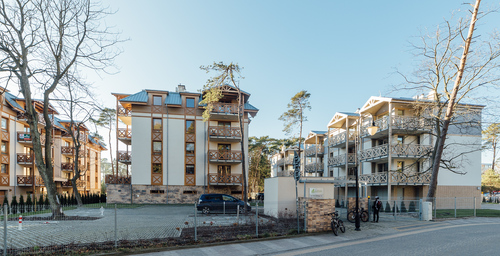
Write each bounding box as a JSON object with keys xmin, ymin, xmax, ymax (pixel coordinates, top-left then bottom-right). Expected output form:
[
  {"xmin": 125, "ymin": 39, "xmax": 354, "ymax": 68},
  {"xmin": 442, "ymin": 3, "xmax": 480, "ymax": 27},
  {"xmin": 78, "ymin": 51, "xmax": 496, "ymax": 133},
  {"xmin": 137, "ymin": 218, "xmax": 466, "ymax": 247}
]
[{"xmin": 372, "ymin": 196, "xmax": 381, "ymax": 222}]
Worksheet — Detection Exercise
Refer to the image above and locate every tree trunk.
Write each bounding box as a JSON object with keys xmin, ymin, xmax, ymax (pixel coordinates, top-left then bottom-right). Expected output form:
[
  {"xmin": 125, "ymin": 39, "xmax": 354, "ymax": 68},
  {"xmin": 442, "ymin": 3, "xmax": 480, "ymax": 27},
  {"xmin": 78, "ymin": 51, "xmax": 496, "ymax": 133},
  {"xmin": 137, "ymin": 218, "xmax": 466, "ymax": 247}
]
[{"xmin": 426, "ymin": 0, "xmax": 481, "ymax": 200}]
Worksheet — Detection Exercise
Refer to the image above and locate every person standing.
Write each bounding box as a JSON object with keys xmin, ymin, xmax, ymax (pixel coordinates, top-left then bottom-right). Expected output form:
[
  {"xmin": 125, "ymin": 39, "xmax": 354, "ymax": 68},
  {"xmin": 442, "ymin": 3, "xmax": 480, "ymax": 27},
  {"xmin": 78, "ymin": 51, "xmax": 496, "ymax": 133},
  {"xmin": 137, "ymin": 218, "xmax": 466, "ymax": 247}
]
[{"xmin": 373, "ymin": 196, "xmax": 381, "ymax": 222}]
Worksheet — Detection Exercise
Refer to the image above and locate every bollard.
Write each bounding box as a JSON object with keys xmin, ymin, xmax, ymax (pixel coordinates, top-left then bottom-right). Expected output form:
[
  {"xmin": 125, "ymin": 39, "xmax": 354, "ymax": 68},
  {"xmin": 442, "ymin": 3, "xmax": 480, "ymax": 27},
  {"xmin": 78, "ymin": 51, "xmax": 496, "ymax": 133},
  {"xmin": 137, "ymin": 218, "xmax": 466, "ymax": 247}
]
[
  {"xmin": 18, "ymin": 215, "xmax": 22, "ymax": 231},
  {"xmin": 237, "ymin": 205, "xmax": 240, "ymax": 224}
]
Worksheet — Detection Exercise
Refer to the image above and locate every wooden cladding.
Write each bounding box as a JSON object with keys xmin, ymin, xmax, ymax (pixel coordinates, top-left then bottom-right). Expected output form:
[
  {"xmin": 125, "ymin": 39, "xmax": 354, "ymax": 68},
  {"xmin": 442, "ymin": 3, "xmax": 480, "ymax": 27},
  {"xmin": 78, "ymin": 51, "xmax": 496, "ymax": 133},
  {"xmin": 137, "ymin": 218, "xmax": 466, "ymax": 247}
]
[
  {"xmin": 208, "ymin": 150, "xmax": 242, "ymax": 162},
  {"xmin": 17, "ymin": 175, "xmax": 44, "ymax": 186},
  {"xmin": 208, "ymin": 126, "xmax": 241, "ymax": 138},
  {"xmin": 61, "ymin": 162, "xmax": 74, "ymax": 171},
  {"xmin": 105, "ymin": 175, "xmax": 131, "ymax": 184},
  {"xmin": 211, "ymin": 103, "xmax": 238, "ymax": 114},
  {"xmin": 117, "ymin": 128, "xmax": 132, "ymax": 139},
  {"xmin": 16, "ymin": 153, "xmax": 33, "ymax": 164},
  {"xmin": 208, "ymin": 174, "xmax": 242, "ymax": 185},
  {"xmin": 0, "ymin": 174, "xmax": 8, "ymax": 186},
  {"xmin": 117, "ymin": 151, "xmax": 131, "ymax": 162}
]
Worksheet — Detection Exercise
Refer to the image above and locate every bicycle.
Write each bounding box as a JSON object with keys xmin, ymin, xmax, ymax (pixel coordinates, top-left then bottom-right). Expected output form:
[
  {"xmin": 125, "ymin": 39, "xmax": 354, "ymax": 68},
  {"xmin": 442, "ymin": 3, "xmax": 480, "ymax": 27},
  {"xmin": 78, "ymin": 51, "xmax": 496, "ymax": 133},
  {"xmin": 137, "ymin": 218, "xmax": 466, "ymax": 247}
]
[
  {"xmin": 347, "ymin": 207, "xmax": 369, "ymax": 223},
  {"xmin": 324, "ymin": 211, "xmax": 345, "ymax": 236}
]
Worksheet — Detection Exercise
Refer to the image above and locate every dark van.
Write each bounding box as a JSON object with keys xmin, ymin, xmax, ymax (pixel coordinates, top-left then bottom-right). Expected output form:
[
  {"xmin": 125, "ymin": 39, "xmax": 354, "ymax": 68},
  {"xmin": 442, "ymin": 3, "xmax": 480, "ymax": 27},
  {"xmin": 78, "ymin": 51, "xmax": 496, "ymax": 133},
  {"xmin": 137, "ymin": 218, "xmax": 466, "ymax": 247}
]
[{"xmin": 197, "ymin": 194, "xmax": 250, "ymax": 214}]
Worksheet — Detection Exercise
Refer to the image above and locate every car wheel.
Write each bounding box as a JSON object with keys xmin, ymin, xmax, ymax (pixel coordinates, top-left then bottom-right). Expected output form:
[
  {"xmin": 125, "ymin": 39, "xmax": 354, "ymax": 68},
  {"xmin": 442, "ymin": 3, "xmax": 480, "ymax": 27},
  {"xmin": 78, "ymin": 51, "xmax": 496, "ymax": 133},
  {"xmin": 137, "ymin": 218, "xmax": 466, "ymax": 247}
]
[{"xmin": 202, "ymin": 207, "xmax": 210, "ymax": 214}]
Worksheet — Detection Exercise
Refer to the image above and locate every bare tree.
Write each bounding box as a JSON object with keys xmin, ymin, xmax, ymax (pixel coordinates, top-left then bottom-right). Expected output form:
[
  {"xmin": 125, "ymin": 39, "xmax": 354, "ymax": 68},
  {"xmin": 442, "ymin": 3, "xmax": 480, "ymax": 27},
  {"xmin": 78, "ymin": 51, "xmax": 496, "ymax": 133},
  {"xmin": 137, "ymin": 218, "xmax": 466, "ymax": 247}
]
[
  {"xmin": 395, "ymin": 0, "xmax": 496, "ymax": 199},
  {"xmin": 0, "ymin": 0, "xmax": 121, "ymax": 217},
  {"xmin": 90, "ymin": 107, "xmax": 116, "ymax": 177},
  {"xmin": 483, "ymin": 123, "xmax": 500, "ymax": 171}
]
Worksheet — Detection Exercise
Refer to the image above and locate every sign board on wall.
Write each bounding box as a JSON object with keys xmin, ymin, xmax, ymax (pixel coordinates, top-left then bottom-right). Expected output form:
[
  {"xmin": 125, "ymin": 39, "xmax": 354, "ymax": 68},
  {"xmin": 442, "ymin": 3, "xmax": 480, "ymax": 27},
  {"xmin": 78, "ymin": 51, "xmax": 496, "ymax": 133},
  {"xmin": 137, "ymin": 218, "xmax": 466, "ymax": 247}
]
[{"xmin": 309, "ymin": 188, "xmax": 324, "ymax": 198}]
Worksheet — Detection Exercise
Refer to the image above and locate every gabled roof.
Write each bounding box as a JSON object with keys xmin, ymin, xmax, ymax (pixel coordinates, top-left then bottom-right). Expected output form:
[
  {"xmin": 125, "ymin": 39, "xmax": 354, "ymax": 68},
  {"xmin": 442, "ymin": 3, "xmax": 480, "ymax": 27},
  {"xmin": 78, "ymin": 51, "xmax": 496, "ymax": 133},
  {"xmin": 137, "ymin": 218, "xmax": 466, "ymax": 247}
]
[
  {"xmin": 88, "ymin": 135, "xmax": 107, "ymax": 150},
  {"xmin": 305, "ymin": 131, "xmax": 327, "ymax": 144},
  {"xmin": 4, "ymin": 92, "xmax": 24, "ymax": 112},
  {"xmin": 121, "ymin": 90, "xmax": 148, "ymax": 103},
  {"xmin": 327, "ymin": 112, "xmax": 359, "ymax": 129},
  {"xmin": 244, "ymin": 102, "xmax": 258, "ymax": 111}
]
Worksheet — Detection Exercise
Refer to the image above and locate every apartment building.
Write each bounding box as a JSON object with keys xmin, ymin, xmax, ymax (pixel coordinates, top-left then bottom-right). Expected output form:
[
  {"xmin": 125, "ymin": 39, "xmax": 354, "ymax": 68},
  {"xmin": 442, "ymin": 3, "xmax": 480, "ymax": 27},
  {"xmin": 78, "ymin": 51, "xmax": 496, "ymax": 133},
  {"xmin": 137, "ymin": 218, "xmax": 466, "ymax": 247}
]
[
  {"xmin": 0, "ymin": 89, "xmax": 105, "ymax": 203},
  {"xmin": 327, "ymin": 96, "xmax": 483, "ymax": 201},
  {"xmin": 107, "ymin": 84, "xmax": 258, "ymax": 204}
]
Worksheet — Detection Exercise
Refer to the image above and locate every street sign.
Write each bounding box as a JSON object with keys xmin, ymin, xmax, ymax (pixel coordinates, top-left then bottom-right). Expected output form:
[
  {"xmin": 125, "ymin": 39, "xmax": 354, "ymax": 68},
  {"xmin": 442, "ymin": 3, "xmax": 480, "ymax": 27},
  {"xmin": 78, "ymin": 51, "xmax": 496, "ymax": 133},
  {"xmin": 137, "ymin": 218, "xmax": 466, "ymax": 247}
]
[{"xmin": 293, "ymin": 152, "xmax": 300, "ymax": 181}]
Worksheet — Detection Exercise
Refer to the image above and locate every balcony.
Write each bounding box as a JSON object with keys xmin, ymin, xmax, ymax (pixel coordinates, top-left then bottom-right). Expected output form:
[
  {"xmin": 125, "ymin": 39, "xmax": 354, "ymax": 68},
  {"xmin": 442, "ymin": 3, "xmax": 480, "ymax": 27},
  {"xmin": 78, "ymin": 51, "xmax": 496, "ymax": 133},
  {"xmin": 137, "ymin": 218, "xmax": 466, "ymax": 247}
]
[
  {"xmin": 304, "ymin": 145, "xmax": 325, "ymax": 157},
  {"xmin": 209, "ymin": 103, "xmax": 239, "ymax": 121},
  {"xmin": 276, "ymin": 170, "xmax": 294, "ymax": 177},
  {"xmin": 359, "ymin": 172, "xmax": 388, "ymax": 184},
  {"xmin": 304, "ymin": 162, "xmax": 324, "ymax": 173},
  {"xmin": 328, "ymin": 130, "xmax": 356, "ymax": 148},
  {"xmin": 61, "ymin": 146, "xmax": 74, "ymax": 155},
  {"xmin": 208, "ymin": 174, "xmax": 242, "ymax": 185},
  {"xmin": 117, "ymin": 151, "xmax": 131, "ymax": 164},
  {"xmin": 390, "ymin": 172, "xmax": 431, "ymax": 185},
  {"xmin": 0, "ymin": 174, "xmax": 9, "ymax": 186},
  {"xmin": 105, "ymin": 175, "xmax": 131, "ymax": 184},
  {"xmin": 17, "ymin": 153, "xmax": 34, "ymax": 166},
  {"xmin": 358, "ymin": 144, "xmax": 433, "ymax": 162},
  {"xmin": 0, "ymin": 129, "xmax": 8, "ymax": 141},
  {"xmin": 61, "ymin": 162, "xmax": 74, "ymax": 172},
  {"xmin": 361, "ymin": 116, "xmax": 433, "ymax": 137},
  {"xmin": 117, "ymin": 106, "xmax": 132, "ymax": 126},
  {"xmin": 208, "ymin": 126, "xmax": 241, "ymax": 142},
  {"xmin": 277, "ymin": 156, "xmax": 293, "ymax": 167},
  {"xmin": 17, "ymin": 175, "xmax": 44, "ymax": 186},
  {"xmin": 208, "ymin": 150, "xmax": 242, "ymax": 163},
  {"xmin": 17, "ymin": 132, "xmax": 47, "ymax": 146},
  {"xmin": 61, "ymin": 179, "xmax": 85, "ymax": 188},
  {"xmin": 328, "ymin": 153, "xmax": 356, "ymax": 167},
  {"xmin": 117, "ymin": 128, "xmax": 132, "ymax": 145}
]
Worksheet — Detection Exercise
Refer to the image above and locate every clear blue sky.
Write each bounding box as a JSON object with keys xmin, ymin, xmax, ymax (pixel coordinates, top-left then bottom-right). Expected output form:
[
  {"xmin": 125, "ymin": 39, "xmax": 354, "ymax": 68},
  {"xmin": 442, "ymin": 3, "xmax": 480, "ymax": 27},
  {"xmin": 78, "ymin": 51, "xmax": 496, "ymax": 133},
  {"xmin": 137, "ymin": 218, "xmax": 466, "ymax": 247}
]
[{"xmin": 91, "ymin": 0, "xmax": 500, "ymax": 154}]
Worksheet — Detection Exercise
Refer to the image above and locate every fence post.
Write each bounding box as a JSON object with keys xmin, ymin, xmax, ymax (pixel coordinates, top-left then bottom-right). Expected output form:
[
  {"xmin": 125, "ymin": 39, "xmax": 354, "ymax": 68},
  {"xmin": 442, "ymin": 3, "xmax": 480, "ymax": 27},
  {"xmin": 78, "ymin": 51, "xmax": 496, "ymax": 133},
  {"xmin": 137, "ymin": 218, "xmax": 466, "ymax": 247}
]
[
  {"xmin": 434, "ymin": 198, "xmax": 437, "ymax": 219},
  {"xmin": 303, "ymin": 202, "xmax": 306, "ymax": 233},
  {"xmin": 194, "ymin": 203, "xmax": 197, "ymax": 242},
  {"xmin": 114, "ymin": 204, "xmax": 117, "ymax": 248},
  {"xmin": 237, "ymin": 205, "xmax": 240, "ymax": 224},
  {"xmin": 474, "ymin": 197, "xmax": 476, "ymax": 217},
  {"xmin": 223, "ymin": 201, "xmax": 225, "ymax": 215},
  {"xmin": 4, "ymin": 204, "xmax": 7, "ymax": 256},
  {"xmin": 393, "ymin": 201, "xmax": 396, "ymax": 220},
  {"xmin": 454, "ymin": 197, "xmax": 457, "ymax": 218},
  {"xmin": 255, "ymin": 204, "xmax": 258, "ymax": 238},
  {"xmin": 419, "ymin": 199, "xmax": 422, "ymax": 221}
]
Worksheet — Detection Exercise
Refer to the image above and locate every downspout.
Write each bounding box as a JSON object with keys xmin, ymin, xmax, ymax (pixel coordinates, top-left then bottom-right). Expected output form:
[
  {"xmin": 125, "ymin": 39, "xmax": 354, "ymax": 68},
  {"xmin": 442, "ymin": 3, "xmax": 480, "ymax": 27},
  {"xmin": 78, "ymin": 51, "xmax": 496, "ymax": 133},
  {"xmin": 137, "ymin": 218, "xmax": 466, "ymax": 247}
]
[{"xmin": 203, "ymin": 121, "xmax": 207, "ymax": 194}]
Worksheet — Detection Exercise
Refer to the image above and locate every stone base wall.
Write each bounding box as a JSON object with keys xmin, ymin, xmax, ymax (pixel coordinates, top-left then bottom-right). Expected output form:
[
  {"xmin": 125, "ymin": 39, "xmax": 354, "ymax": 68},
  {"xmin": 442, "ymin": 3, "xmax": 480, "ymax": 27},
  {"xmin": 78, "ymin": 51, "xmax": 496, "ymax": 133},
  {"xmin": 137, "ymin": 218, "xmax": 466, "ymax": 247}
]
[
  {"xmin": 348, "ymin": 198, "xmax": 368, "ymax": 212},
  {"xmin": 303, "ymin": 198, "xmax": 335, "ymax": 233},
  {"xmin": 106, "ymin": 184, "xmax": 206, "ymax": 204}
]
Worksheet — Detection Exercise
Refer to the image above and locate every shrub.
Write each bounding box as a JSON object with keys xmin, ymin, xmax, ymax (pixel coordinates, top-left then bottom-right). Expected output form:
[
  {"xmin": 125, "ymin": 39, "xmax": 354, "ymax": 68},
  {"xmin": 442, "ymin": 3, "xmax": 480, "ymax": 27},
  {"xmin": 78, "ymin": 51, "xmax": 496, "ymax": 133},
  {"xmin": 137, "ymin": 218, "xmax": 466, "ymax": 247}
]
[
  {"xmin": 409, "ymin": 201, "xmax": 416, "ymax": 212},
  {"xmin": 335, "ymin": 199, "xmax": 340, "ymax": 208},
  {"xmin": 2, "ymin": 195, "xmax": 9, "ymax": 209},
  {"xmin": 400, "ymin": 201, "xmax": 407, "ymax": 213},
  {"xmin": 26, "ymin": 194, "xmax": 33, "ymax": 213},
  {"xmin": 384, "ymin": 201, "xmax": 391, "ymax": 213},
  {"xmin": 11, "ymin": 196, "xmax": 18, "ymax": 214}
]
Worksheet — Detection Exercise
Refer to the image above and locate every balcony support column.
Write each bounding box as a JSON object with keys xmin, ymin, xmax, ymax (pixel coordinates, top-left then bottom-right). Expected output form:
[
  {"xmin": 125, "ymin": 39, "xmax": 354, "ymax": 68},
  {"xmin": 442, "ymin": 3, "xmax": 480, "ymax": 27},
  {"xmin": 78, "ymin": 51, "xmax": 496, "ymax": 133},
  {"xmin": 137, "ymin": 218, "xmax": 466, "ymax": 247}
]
[{"xmin": 388, "ymin": 102, "xmax": 393, "ymax": 201}]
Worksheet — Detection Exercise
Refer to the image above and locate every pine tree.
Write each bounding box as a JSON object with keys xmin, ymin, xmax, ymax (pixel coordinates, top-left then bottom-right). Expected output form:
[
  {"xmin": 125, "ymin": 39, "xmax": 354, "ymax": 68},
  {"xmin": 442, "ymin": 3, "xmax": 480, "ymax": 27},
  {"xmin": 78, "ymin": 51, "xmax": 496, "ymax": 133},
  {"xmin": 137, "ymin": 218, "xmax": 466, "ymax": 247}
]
[
  {"xmin": 26, "ymin": 194, "xmax": 33, "ymax": 213},
  {"xmin": 384, "ymin": 201, "xmax": 391, "ymax": 213},
  {"xmin": 409, "ymin": 201, "xmax": 416, "ymax": 212},
  {"xmin": 400, "ymin": 201, "xmax": 407, "ymax": 213},
  {"xmin": 11, "ymin": 196, "xmax": 18, "ymax": 214}
]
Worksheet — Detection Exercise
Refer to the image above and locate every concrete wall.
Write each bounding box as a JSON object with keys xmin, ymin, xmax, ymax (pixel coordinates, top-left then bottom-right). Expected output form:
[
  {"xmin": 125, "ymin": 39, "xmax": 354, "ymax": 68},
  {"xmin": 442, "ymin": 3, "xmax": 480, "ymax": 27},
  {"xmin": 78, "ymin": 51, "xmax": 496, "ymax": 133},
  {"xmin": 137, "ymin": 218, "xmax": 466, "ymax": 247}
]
[{"xmin": 131, "ymin": 114, "xmax": 151, "ymax": 185}]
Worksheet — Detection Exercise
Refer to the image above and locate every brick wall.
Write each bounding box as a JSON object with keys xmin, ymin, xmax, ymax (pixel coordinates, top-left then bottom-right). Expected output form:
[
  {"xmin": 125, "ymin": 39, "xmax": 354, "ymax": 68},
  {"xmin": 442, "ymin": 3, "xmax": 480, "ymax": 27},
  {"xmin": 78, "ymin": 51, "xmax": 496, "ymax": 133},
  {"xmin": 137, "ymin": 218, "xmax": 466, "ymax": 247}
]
[{"xmin": 303, "ymin": 198, "xmax": 335, "ymax": 233}]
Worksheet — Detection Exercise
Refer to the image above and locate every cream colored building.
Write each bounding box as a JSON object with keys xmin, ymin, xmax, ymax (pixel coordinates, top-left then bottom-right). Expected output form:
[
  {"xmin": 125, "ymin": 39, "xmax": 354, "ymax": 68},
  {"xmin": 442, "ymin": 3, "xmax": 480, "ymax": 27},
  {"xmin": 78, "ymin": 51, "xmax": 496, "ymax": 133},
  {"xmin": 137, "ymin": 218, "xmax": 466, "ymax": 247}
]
[
  {"xmin": 107, "ymin": 84, "xmax": 258, "ymax": 204},
  {"xmin": 0, "ymin": 89, "xmax": 105, "ymax": 203}
]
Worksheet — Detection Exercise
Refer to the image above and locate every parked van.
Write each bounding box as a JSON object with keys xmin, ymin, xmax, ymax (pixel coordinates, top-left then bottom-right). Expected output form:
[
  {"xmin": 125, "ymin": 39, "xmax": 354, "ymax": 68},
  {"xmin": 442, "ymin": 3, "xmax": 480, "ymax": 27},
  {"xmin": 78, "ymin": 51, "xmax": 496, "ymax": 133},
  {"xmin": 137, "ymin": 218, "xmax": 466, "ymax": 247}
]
[{"xmin": 197, "ymin": 194, "xmax": 251, "ymax": 214}]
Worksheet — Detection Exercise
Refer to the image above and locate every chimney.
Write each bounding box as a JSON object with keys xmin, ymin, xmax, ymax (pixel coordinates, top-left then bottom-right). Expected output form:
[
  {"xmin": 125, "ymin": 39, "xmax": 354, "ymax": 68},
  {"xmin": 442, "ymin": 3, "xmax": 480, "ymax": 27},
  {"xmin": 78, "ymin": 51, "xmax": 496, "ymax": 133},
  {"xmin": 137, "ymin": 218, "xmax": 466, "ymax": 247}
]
[{"xmin": 177, "ymin": 84, "xmax": 186, "ymax": 92}]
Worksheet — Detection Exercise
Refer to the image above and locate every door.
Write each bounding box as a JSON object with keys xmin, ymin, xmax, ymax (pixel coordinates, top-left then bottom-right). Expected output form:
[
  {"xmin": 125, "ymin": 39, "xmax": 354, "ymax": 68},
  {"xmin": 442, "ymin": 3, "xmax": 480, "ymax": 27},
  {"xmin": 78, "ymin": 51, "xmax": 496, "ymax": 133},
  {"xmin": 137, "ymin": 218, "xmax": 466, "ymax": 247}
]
[
  {"xmin": 217, "ymin": 165, "xmax": 231, "ymax": 183},
  {"xmin": 218, "ymin": 144, "xmax": 231, "ymax": 160}
]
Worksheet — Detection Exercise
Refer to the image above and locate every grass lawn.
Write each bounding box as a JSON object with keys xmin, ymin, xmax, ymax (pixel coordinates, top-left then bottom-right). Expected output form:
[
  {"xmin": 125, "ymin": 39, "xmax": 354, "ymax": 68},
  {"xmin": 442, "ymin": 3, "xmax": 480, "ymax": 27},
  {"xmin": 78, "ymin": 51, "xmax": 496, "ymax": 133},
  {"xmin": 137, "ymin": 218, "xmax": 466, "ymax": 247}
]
[{"xmin": 435, "ymin": 209, "xmax": 500, "ymax": 218}]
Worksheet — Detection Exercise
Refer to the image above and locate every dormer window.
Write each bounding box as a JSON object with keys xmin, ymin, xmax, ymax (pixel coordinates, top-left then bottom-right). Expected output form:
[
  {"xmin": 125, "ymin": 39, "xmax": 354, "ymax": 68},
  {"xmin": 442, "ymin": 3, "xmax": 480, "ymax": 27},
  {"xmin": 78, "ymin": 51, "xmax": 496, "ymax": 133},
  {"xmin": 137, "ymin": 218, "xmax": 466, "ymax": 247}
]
[{"xmin": 153, "ymin": 95, "xmax": 162, "ymax": 106}]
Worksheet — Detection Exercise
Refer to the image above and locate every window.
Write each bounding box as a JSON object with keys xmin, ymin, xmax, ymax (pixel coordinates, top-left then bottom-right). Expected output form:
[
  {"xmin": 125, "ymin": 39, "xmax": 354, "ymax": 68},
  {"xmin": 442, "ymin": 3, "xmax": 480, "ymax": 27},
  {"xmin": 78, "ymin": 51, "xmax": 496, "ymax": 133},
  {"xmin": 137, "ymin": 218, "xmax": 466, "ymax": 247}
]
[
  {"xmin": 152, "ymin": 163, "xmax": 162, "ymax": 173},
  {"xmin": 218, "ymin": 121, "xmax": 231, "ymax": 127},
  {"xmin": 153, "ymin": 142, "xmax": 162, "ymax": 153},
  {"xmin": 186, "ymin": 143, "xmax": 195, "ymax": 156},
  {"xmin": 24, "ymin": 126, "xmax": 30, "ymax": 132},
  {"xmin": 1, "ymin": 118, "xmax": 7, "ymax": 131},
  {"xmin": 397, "ymin": 109, "xmax": 405, "ymax": 116},
  {"xmin": 1, "ymin": 164, "xmax": 7, "ymax": 174},
  {"xmin": 1, "ymin": 142, "xmax": 7, "ymax": 153},
  {"xmin": 397, "ymin": 161, "xmax": 405, "ymax": 171},
  {"xmin": 153, "ymin": 118, "xmax": 162, "ymax": 130},
  {"xmin": 218, "ymin": 144, "xmax": 231, "ymax": 151},
  {"xmin": 186, "ymin": 120, "xmax": 195, "ymax": 134},
  {"xmin": 186, "ymin": 165, "xmax": 195, "ymax": 175},
  {"xmin": 153, "ymin": 95, "xmax": 162, "ymax": 106},
  {"xmin": 397, "ymin": 136, "xmax": 404, "ymax": 144},
  {"xmin": 186, "ymin": 98, "xmax": 195, "ymax": 108}
]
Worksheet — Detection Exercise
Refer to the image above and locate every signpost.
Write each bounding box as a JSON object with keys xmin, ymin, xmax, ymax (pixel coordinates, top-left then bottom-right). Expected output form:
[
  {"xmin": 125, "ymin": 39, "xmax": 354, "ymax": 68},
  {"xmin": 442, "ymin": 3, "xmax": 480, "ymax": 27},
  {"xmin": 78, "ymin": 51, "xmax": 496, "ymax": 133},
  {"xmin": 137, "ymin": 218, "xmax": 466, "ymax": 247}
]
[{"xmin": 293, "ymin": 151, "xmax": 300, "ymax": 233}]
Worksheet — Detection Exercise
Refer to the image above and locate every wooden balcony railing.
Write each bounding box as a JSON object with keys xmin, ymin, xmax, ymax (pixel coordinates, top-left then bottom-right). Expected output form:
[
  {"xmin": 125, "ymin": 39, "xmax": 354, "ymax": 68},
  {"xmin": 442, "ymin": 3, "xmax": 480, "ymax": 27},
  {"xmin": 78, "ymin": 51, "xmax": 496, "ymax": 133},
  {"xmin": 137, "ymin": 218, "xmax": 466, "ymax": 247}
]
[
  {"xmin": 17, "ymin": 175, "xmax": 44, "ymax": 186},
  {"xmin": 328, "ymin": 130, "xmax": 356, "ymax": 147},
  {"xmin": 17, "ymin": 153, "xmax": 34, "ymax": 164},
  {"xmin": 208, "ymin": 126, "xmax": 241, "ymax": 138},
  {"xmin": 0, "ymin": 174, "xmax": 9, "ymax": 186},
  {"xmin": 361, "ymin": 116, "xmax": 433, "ymax": 137},
  {"xmin": 105, "ymin": 175, "xmax": 131, "ymax": 184},
  {"xmin": 276, "ymin": 170, "xmax": 294, "ymax": 177},
  {"xmin": 117, "ymin": 151, "xmax": 131, "ymax": 163},
  {"xmin": 61, "ymin": 162, "xmax": 74, "ymax": 171},
  {"xmin": 358, "ymin": 144, "xmax": 433, "ymax": 161},
  {"xmin": 328, "ymin": 153, "xmax": 356, "ymax": 167},
  {"xmin": 210, "ymin": 103, "xmax": 238, "ymax": 115},
  {"xmin": 61, "ymin": 180, "xmax": 84, "ymax": 188},
  {"xmin": 208, "ymin": 150, "xmax": 242, "ymax": 162},
  {"xmin": 17, "ymin": 132, "xmax": 48, "ymax": 145},
  {"xmin": 305, "ymin": 145, "xmax": 325, "ymax": 157},
  {"xmin": 359, "ymin": 172, "xmax": 388, "ymax": 184},
  {"xmin": 277, "ymin": 156, "xmax": 293, "ymax": 166},
  {"xmin": 117, "ymin": 106, "xmax": 131, "ymax": 117},
  {"xmin": 304, "ymin": 162, "xmax": 324, "ymax": 173},
  {"xmin": 208, "ymin": 174, "xmax": 242, "ymax": 184},
  {"xmin": 18, "ymin": 113, "xmax": 46, "ymax": 125},
  {"xmin": 118, "ymin": 128, "xmax": 132, "ymax": 139},
  {"xmin": 390, "ymin": 172, "xmax": 431, "ymax": 184},
  {"xmin": 61, "ymin": 146, "xmax": 74, "ymax": 155}
]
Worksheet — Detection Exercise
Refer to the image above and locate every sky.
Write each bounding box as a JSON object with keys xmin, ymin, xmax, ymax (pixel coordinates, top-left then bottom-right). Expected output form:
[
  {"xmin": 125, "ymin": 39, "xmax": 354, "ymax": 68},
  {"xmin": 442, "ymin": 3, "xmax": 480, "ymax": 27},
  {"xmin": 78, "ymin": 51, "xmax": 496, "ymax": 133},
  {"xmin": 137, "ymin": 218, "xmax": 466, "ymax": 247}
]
[{"xmin": 87, "ymin": 0, "xmax": 500, "ymax": 161}]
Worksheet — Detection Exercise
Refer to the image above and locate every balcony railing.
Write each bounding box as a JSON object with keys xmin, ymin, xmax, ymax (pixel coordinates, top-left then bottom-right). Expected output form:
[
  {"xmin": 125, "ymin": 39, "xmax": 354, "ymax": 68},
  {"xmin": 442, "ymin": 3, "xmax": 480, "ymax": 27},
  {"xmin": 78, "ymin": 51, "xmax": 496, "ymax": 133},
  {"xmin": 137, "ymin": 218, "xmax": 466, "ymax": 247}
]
[
  {"xmin": 328, "ymin": 130, "xmax": 356, "ymax": 147},
  {"xmin": 17, "ymin": 175, "xmax": 44, "ymax": 186},
  {"xmin": 61, "ymin": 146, "xmax": 74, "ymax": 155},
  {"xmin": 277, "ymin": 156, "xmax": 293, "ymax": 166},
  {"xmin": 117, "ymin": 151, "xmax": 132, "ymax": 163},
  {"xmin": 390, "ymin": 172, "xmax": 431, "ymax": 184},
  {"xmin": 61, "ymin": 162, "xmax": 74, "ymax": 171},
  {"xmin": 210, "ymin": 103, "xmax": 238, "ymax": 115},
  {"xmin": 61, "ymin": 180, "xmax": 85, "ymax": 188},
  {"xmin": 117, "ymin": 106, "xmax": 131, "ymax": 117},
  {"xmin": 328, "ymin": 153, "xmax": 356, "ymax": 167},
  {"xmin": 304, "ymin": 162, "xmax": 324, "ymax": 173},
  {"xmin": 361, "ymin": 116, "xmax": 433, "ymax": 137},
  {"xmin": 277, "ymin": 170, "xmax": 294, "ymax": 177},
  {"xmin": 17, "ymin": 153, "xmax": 34, "ymax": 165},
  {"xmin": 208, "ymin": 174, "xmax": 242, "ymax": 184},
  {"xmin": 305, "ymin": 145, "xmax": 325, "ymax": 157},
  {"xmin": 208, "ymin": 126, "xmax": 241, "ymax": 138},
  {"xmin": 208, "ymin": 150, "xmax": 242, "ymax": 162},
  {"xmin": 0, "ymin": 174, "xmax": 9, "ymax": 186},
  {"xmin": 105, "ymin": 175, "xmax": 131, "ymax": 184},
  {"xmin": 17, "ymin": 132, "xmax": 47, "ymax": 145},
  {"xmin": 358, "ymin": 144, "xmax": 433, "ymax": 161},
  {"xmin": 118, "ymin": 128, "xmax": 132, "ymax": 139},
  {"xmin": 359, "ymin": 172, "xmax": 388, "ymax": 184}
]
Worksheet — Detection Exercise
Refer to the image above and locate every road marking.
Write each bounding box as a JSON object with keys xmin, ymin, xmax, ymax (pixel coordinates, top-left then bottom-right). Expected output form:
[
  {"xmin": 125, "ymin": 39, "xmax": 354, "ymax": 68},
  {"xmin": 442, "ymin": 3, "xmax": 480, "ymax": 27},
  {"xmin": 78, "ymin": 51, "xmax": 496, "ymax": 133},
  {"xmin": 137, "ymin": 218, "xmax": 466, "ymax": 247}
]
[{"xmin": 271, "ymin": 222, "xmax": 500, "ymax": 256}]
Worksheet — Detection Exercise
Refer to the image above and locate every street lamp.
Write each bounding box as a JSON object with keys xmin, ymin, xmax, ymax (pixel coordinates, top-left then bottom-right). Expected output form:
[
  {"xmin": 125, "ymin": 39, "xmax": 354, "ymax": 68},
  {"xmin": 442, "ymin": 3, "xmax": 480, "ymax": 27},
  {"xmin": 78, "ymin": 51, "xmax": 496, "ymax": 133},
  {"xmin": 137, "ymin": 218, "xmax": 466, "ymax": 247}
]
[{"xmin": 355, "ymin": 115, "xmax": 378, "ymax": 231}]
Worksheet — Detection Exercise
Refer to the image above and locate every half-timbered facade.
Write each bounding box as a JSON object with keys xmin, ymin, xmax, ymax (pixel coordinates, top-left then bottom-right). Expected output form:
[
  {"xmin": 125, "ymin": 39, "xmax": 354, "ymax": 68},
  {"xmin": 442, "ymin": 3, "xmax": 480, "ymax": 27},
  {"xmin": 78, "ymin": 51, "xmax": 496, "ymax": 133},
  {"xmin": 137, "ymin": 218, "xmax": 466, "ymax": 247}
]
[{"xmin": 108, "ymin": 84, "xmax": 258, "ymax": 204}]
